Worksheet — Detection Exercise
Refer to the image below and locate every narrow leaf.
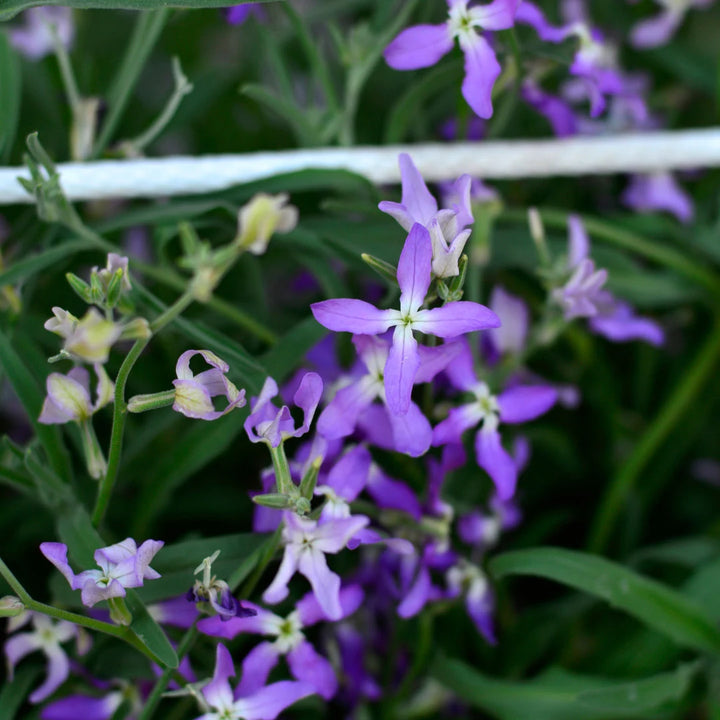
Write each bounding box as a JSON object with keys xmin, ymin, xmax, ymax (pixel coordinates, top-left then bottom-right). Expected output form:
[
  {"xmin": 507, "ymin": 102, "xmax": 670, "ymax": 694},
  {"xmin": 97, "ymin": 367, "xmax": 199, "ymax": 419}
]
[{"xmin": 489, "ymin": 547, "xmax": 720, "ymax": 654}]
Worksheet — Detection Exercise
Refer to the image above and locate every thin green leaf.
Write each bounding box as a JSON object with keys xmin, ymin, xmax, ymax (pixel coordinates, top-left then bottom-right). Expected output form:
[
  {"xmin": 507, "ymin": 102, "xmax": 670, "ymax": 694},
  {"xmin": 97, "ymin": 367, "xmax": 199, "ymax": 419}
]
[
  {"xmin": 0, "ymin": 0, "xmax": 274, "ymax": 17},
  {"xmin": 0, "ymin": 327, "xmax": 71, "ymax": 483},
  {"xmin": 0, "ymin": 666, "xmax": 41, "ymax": 720},
  {"xmin": 0, "ymin": 34, "xmax": 21, "ymax": 163},
  {"xmin": 577, "ymin": 662, "xmax": 699, "ymax": 712},
  {"xmin": 431, "ymin": 656, "xmax": 696, "ymax": 720},
  {"xmin": 489, "ymin": 546, "xmax": 720, "ymax": 655},
  {"xmin": 0, "ymin": 240, "xmax": 92, "ymax": 288}
]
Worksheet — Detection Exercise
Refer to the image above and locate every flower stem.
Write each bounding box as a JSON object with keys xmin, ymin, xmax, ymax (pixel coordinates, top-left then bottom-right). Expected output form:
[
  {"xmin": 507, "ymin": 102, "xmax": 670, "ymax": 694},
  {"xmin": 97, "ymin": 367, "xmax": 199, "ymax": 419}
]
[
  {"xmin": 92, "ymin": 289, "xmax": 195, "ymax": 528},
  {"xmin": 0, "ymin": 556, "xmax": 158, "ymax": 664}
]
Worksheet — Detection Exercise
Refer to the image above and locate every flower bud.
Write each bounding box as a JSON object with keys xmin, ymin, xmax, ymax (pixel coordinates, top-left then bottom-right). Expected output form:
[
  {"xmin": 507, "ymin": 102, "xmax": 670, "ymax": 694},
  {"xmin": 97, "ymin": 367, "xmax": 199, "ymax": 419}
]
[
  {"xmin": 235, "ymin": 193, "xmax": 298, "ymax": 255},
  {"xmin": 0, "ymin": 596, "xmax": 25, "ymax": 618}
]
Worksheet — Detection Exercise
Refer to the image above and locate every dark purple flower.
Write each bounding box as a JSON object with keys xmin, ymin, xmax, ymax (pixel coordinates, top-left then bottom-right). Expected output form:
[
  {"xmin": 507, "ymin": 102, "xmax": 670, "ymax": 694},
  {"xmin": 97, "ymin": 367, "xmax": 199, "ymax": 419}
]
[
  {"xmin": 225, "ymin": 3, "xmax": 265, "ymax": 25},
  {"xmin": 312, "ymin": 224, "xmax": 500, "ymax": 416},
  {"xmin": 384, "ymin": 0, "xmax": 521, "ymax": 118},
  {"xmin": 621, "ymin": 172, "xmax": 694, "ymax": 223}
]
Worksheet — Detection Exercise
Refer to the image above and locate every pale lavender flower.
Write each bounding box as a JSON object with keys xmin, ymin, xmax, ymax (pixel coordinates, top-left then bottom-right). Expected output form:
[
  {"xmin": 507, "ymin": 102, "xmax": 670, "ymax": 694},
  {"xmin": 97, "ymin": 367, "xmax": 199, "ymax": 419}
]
[
  {"xmin": 622, "ymin": 172, "xmax": 694, "ymax": 223},
  {"xmin": 312, "ymin": 224, "xmax": 500, "ymax": 416},
  {"xmin": 384, "ymin": 0, "xmax": 521, "ymax": 118},
  {"xmin": 173, "ymin": 349, "xmax": 246, "ymax": 421},
  {"xmin": 5, "ymin": 612, "xmax": 89, "ymax": 704},
  {"xmin": 446, "ymin": 561, "xmax": 496, "ymax": 643},
  {"xmin": 9, "ymin": 7, "xmax": 73, "ymax": 60},
  {"xmin": 192, "ymin": 643, "xmax": 314, "ymax": 720},
  {"xmin": 517, "ymin": 2, "xmax": 625, "ymax": 116},
  {"xmin": 557, "ymin": 216, "xmax": 665, "ymax": 345},
  {"xmin": 317, "ymin": 334, "xmax": 460, "ymax": 456},
  {"xmin": 262, "ymin": 512, "xmax": 369, "ymax": 620},
  {"xmin": 198, "ymin": 587, "xmax": 363, "ymax": 700},
  {"xmin": 244, "ymin": 373, "xmax": 322, "ymax": 447},
  {"xmin": 40, "ymin": 538, "xmax": 164, "ymax": 607},
  {"xmin": 38, "ymin": 364, "xmax": 113, "ymax": 425},
  {"xmin": 379, "ymin": 153, "xmax": 474, "ymax": 279},
  {"xmin": 629, "ymin": 0, "xmax": 714, "ymax": 48},
  {"xmin": 483, "ymin": 286, "xmax": 529, "ymax": 360},
  {"xmin": 432, "ymin": 340, "xmax": 557, "ymax": 499}
]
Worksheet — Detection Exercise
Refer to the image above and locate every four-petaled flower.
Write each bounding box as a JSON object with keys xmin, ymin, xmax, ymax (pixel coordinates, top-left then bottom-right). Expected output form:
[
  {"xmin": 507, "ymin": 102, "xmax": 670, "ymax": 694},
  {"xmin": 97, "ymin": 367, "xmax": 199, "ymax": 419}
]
[
  {"xmin": 198, "ymin": 587, "xmax": 363, "ymax": 700},
  {"xmin": 173, "ymin": 349, "xmax": 247, "ymax": 420},
  {"xmin": 40, "ymin": 538, "xmax": 164, "ymax": 607},
  {"xmin": 191, "ymin": 643, "xmax": 313, "ymax": 720},
  {"xmin": 4, "ymin": 611, "xmax": 89, "ymax": 704},
  {"xmin": 384, "ymin": 0, "xmax": 521, "ymax": 118},
  {"xmin": 263, "ymin": 511, "xmax": 369, "ymax": 620},
  {"xmin": 244, "ymin": 372, "xmax": 323, "ymax": 447},
  {"xmin": 38, "ymin": 364, "xmax": 113, "ymax": 425},
  {"xmin": 312, "ymin": 223, "xmax": 500, "ymax": 416}
]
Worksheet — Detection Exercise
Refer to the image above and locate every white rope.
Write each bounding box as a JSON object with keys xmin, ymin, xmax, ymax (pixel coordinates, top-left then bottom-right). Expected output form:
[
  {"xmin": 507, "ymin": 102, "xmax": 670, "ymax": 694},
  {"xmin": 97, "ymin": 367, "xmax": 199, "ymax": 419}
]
[{"xmin": 1, "ymin": 127, "xmax": 720, "ymax": 205}]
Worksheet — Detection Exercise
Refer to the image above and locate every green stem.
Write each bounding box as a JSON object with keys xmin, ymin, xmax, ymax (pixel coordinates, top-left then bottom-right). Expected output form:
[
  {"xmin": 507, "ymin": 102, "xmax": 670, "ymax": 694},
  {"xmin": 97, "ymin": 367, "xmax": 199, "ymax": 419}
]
[
  {"xmin": 137, "ymin": 625, "xmax": 198, "ymax": 720},
  {"xmin": 269, "ymin": 443, "xmax": 293, "ymax": 495},
  {"xmin": 588, "ymin": 314, "xmax": 720, "ymax": 554},
  {"xmin": 92, "ymin": 9, "xmax": 170, "ymax": 158},
  {"xmin": 50, "ymin": 23, "xmax": 80, "ymax": 113},
  {"xmin": 91, "ymin": 290, "xmax": 195, "ymax": 527},
  {"xmin": 0, "ymin": 557, "xmax": 158, "ymax": 664},
  {"xmin": 123, "ymin": 58, "xmax": 192, "ymax": 155}
]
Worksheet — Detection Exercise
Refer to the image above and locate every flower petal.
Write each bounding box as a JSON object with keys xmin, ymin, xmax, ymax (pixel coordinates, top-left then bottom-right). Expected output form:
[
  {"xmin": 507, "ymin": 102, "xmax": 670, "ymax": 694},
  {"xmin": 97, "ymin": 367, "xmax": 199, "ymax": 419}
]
[
  {"xmin": 30, "ymin": 644, "xmax": 69, "ymax": 703},
  {"xmin": 475, "ymin": 429, "xmax": 517, "ymax": 500},
  {"xmin": 397, "ymin": 223, "xmax": 433, "ymax": 314},
  {"xmin": 460, "ymin": 34, "xmax": 502, "ymax": 119},
  {"xmin": 387, "ymin": 400, "xmax": 433, "ymax": 457},
  {"xmin": 287, "ymin": 640, "xmax": 337, "ymax": 700},
  {"xmin": 398, "ymin": 153, "xmax": 438, "ymax": 224},
  {"xmin": 233, "ymin": 681, "xmax": 314, "ymax": 720},
  {"xmin": 311, "ymin": 299, "xmax": 396, "ymax": 334},
  {"xmin": 384, "ymin": 325, "xmax": 420, "ymax": 416},
  {"xmin": 316, "ymin": 376, "xmax": 378, "ymax": 439},
  {"xmin": 414, "ymin": 301, "xmax": 500, "ymax": 338},
  {"xmin": 297, "ymin": 548, "xmax": 343, "ymax": 620},
  {"xmin": 235, "ymin": 641, "xmax": 281, "ymax": 698},
  {"xmin": 497, "ymin": 385, "xmax": 557, "ymax": 424},
  {"xmin": 203, "ymin": 644, "xmax": 236, "ymax": 711},
  {"xmin": 384, "ymin": 23, "xmax": 453, "ymax": 70}
]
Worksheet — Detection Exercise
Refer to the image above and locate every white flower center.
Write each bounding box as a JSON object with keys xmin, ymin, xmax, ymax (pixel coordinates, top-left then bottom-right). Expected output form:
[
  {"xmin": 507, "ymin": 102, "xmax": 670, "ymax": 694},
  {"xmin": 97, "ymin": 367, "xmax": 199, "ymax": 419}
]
[{"xmin": 473, "ymin": 382, "xmax": 500, "ymax": 432}]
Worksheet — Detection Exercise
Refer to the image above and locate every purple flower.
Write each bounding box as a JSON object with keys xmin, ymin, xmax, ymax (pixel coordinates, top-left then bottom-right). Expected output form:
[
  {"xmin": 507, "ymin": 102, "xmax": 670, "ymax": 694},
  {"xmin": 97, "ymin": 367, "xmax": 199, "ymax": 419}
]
[
  {"xmin": 9, "ymin": 7, "xmax": 74, "ymax": 60},
  {"xmin": 621, "ymin": 172, "xmax": 694, "ymax": 223},
  {"xmin": 312, "ymin": 224, "xmax": 500, "ymax": 415},
  {"xmin": 629, "ymin": 0, "xmax": 713, "ymax": 48},
  {"xmin": 379, "ymin": 153, "xmax": 474, "ymax": 279},
  {"xmin": 517, "ymin": 2, "xmax": 625, "ymax": 117},
  {"xmin": 483, "ymin": 286, "xmax": 529, "ymax": 361},
  {"xmin": 262, "ymin": 512, "xmax": 369, "ymax": 620},
  {"xmin": 225, "ymin": 3, "xmax": 265, "ymax": 25},
  {"xmin": 40, "ymin": 538, "xmax": 164, "ymax": 607},
  {"xmin": 40, "ymin": 692, "xmax": 125, "ymax": 720},
  {"xmin": 198, "ymin": 587, "xmax": 363, "ymax": 700},
  {"xmin": 317, "ymin": 334, "xmax": 460, "ymax": 456},
  {"xmin": 384, "ymin": 0, "xmax": 521, "ymax": 118},
  {"xmin": 5, "ymin": 612, "xmax": 89, "ymax": 704},
  {"xmin": 556, "ymin": 216, "xmax": 665, "ymax": 345},
  {"xmin": 432, "ymin": 340, "xmax": 557, "ymax": 499},
  {"xmin": 244, "ymin": 373, "xmax": 323, "ymax": 447},
  {"xmin": 446, "ymin": 561, "xmax": 496, "ymax": 643},
  {"xmin": 172, "ymin": 349, "xmax": 247, "ymax": 421},
  {"xmin": 192, "ymin": 643, "xmax": 314, "ymax": 720}
]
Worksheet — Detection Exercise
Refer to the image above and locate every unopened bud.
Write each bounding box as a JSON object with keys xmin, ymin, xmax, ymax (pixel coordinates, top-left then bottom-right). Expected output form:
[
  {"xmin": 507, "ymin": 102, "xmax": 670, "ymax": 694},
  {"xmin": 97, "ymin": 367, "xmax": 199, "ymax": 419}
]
[
  {"xmin": 235, "ymin": 193, "xmax": 298, "ymax": 255},
  {"xmin": 0, "ymin": 596, "xmax": 25, "ymax": 617}
]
